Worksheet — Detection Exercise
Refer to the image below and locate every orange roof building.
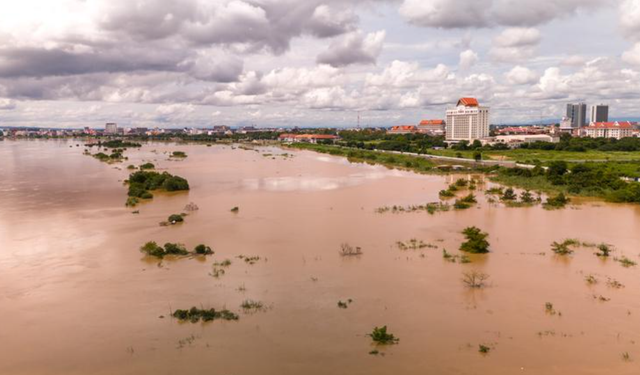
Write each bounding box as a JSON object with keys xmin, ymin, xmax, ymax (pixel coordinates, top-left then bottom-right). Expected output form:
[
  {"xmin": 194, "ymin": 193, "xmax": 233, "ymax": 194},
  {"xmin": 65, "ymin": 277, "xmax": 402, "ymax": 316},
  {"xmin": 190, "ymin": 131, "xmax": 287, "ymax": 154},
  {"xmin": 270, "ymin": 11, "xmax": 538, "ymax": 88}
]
[
  {"xmin": 457, "ymin": 98, "xmax": 479, "ymax": 107},
  {"xmin": 388, "ymin": 125, "xmax": 417, "ymax": 134},
  {"xmin": 417, "ymin": 120, "xmax": 446, "ymax": 135},
  {"xmin": 583, "ymin": 121, "xmax": 635, "ymax": 139}
]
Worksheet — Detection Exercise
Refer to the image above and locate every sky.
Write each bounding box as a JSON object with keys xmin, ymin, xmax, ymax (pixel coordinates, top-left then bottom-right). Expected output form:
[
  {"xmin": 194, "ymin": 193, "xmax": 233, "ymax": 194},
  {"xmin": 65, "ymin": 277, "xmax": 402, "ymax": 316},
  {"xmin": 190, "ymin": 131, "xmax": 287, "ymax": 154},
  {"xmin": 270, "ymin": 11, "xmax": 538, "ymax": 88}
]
[{"xmin": 0, "ymin": 0, "xmax": 639, "ymax": 129}]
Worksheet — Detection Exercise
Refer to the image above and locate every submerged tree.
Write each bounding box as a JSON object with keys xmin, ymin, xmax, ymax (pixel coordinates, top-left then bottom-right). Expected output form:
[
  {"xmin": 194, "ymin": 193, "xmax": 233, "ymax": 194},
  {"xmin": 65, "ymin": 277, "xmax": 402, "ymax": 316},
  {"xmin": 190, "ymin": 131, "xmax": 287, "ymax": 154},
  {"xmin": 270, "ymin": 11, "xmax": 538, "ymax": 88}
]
[{"xmin": 460, "ymin": 226, "xmax": 490, "ymax": 254}]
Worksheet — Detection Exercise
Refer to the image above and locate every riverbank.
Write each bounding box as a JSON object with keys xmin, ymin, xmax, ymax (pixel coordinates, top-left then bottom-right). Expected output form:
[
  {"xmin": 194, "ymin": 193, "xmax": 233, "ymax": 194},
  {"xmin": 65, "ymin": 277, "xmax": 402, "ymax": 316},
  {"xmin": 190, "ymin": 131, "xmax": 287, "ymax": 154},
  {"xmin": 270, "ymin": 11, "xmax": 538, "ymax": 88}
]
[{"xmin": 289, "ymin": 143, "xmax": 640, "ymax": 204}]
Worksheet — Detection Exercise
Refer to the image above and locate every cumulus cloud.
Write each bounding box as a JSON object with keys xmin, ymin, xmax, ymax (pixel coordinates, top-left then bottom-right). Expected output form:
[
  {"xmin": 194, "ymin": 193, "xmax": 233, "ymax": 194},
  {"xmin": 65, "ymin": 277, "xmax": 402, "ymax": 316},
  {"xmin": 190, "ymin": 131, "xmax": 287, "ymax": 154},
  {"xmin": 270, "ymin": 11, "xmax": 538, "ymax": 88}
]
[
  {"xmin": 365, "ymin": 60, "xmax": 450, "ymax": 88},
  {"xmin": 494, "ymin": 27, "xmax": 541, "ymax": 47},
  {"xmin": 317, "ymin": 30, "xmax": 385, "ymax": 67},
  {"xmin": 458, "ymin": 49, "xmax": 478, "ymax": 70},
  {"xmin": 620, "ymin": 0, "xmax": 640, "ymax": 40},
  {"xmin": 0, "ymin": 46, "xmax": 186, "ymax": 78},
  {"xmin": 178, "ymin": 52, "xmax": 244, "ymax": 82},
  {"xmin": 622, "ymin": 43, "xmax": 640, "ymax": 65},
  {"xmin": 490, "ymin": 27, "xmax": 541, "ymax": 62},
  {"xmin": 505, "ymin": 66, "xmax": 539, "ymax": 85},
  {"xmin": 399, "ymin": 0, "xmax": 490, "ymax": 28},
  {"xmin": 0, "ymin": 98, "xmax": 17, "ymax": 110},
  {"xmin": 399, "ymin": 0, "xmax": 610, "ymax": 28}
]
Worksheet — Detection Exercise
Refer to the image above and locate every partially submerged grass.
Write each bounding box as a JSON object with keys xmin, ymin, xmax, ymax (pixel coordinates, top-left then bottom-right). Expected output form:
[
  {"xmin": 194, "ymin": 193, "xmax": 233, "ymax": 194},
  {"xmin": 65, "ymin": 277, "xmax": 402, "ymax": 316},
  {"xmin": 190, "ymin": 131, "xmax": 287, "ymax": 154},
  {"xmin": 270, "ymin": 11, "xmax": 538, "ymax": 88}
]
[
  {"xmin": 376, "ymin": 202, "xmax": 450, "ymax": 215},
  {"xmin": 237, "ymin": 255, "xmax": 261, "ymax": 264},
  {"xmin": 616, "ymin": 256, "xmax": 637, "ymax": 268},
  {"xmin": 340, "ymin": 243, "xmax": 363, "ymax": 256},
  {"xmin": 240, "ymin": 299, "xmax": 265, "ymax": 311},
  {"xmin": 550, "ymin": 239, "xmax": 580, "ymax": 255},
  {"xmin": 585, "ymin": 275, "xmax": 598, "ymax": 285},
  {"xmin": 172, "ymin": 306, "xmax": 238, "ymax": 323},
  {"xmin": 396, "ymin": 239, "xmax": 438, "ymax": 251},
  {"xmin": 453, "ymin": 193, "xmax": 477, "ymax": 210},
  {"xmin": 368, "ymin": 326, "xmax": 399, "ymax": 345},
  {"xmin": 443, "ymin": 249, "xmax": 472, "ymax": 264}
]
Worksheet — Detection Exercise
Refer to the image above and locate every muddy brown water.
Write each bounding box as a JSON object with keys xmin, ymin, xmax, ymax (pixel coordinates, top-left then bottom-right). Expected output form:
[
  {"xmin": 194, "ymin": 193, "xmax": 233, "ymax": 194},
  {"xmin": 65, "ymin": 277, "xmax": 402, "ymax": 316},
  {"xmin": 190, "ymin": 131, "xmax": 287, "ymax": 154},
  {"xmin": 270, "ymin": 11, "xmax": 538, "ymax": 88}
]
[{"xmin": 1, "ymin": 139, "xmax": 639, "ymax": 375}]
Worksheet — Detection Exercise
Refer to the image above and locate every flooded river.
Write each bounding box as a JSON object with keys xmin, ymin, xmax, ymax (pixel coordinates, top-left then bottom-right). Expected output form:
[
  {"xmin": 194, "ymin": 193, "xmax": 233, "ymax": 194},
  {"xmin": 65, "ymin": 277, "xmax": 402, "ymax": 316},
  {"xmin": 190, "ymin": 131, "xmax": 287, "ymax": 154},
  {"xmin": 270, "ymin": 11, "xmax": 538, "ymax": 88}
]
[{"xmin": 1, "ymin": 139, "xmax": 639, "ymax": 375}]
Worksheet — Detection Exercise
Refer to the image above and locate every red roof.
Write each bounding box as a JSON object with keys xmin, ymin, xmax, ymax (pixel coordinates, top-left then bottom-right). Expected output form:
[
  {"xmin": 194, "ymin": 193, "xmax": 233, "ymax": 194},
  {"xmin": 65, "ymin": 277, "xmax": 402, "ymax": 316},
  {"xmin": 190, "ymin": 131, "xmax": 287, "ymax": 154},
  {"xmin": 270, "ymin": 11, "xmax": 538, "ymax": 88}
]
[
  {"xmin": 418, "ymin": 120, "xmax": 445, "ymax": 126},
  {"xmin": 390, "ymin": 126, "xmax": 417, "ymax": 131},
  {"xmin": 457, "ymin": 97, "xmax": 479, "ymax": 107},
  {"xmin": 586, "ymin": 121, "xmax": 635, "ymax": 130}
]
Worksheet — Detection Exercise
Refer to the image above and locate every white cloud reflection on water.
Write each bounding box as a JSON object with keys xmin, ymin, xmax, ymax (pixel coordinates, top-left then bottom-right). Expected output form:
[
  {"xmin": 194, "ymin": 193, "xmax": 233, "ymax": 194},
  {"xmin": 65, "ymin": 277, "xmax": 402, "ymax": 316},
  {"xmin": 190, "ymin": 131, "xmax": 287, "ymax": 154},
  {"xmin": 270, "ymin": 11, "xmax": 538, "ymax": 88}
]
[{"xmin": 243, "ymin": 169, "xmax": 416, "ymax": 192}]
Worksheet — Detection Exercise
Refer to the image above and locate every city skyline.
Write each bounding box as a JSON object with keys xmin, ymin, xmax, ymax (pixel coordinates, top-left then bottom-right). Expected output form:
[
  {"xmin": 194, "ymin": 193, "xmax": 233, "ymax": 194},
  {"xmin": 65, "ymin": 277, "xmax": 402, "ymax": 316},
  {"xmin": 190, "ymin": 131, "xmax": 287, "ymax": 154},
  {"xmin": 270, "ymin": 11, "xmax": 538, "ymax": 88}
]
[{"xmin": 1, "ymin": 0, "xmax": 640, "ymax": 129}]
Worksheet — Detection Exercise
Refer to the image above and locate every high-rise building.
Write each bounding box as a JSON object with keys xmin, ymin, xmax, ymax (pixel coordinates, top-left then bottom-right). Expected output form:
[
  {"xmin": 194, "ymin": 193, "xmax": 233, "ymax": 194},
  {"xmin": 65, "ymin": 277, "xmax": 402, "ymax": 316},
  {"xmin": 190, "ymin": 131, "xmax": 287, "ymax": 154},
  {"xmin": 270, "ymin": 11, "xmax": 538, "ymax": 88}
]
[
  {"xmin": 105, "ymin": 123, "xmax": 118, "ymax": 135},
  {"xmin": 445, "ymin": 98, "xmax": 490, "ymax": 141},
  {"xmin": 565, "ymin": 103, "xmax": 587, "ymax": 128},
  {"xmin": 590, "ymin": 104, "xmax": 609, "ymax": 123}
]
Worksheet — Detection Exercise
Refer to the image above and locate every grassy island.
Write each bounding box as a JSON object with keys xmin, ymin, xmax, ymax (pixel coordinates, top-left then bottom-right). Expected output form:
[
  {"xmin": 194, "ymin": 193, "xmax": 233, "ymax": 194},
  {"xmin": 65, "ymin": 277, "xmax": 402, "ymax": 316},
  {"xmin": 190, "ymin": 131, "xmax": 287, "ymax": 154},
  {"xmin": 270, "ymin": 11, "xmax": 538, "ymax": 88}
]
[
  {"xmin": 87, "ymin": 140, "xmax": 142, "ymax": 148},
  {"xmin": 125, "ymin": 170, "xmax": 189, "ymax": 206}
]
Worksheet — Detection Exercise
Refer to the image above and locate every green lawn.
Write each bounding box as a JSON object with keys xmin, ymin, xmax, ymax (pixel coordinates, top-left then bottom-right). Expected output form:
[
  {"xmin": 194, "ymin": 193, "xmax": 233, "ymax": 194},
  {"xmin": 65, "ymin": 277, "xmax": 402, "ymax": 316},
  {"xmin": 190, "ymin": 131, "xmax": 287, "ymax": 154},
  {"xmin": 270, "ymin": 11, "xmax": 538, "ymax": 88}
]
[{"xmin": 428, "ymin": 149, "xmax": 640, "ymax": 163}]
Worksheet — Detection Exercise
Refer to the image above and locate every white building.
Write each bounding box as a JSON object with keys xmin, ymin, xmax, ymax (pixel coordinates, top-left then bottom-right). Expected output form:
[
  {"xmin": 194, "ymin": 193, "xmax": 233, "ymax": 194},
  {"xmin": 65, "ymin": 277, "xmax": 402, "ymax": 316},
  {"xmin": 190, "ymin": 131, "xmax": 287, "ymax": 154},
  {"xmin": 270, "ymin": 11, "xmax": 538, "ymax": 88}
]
[
  {"xmin": 446, "ymin": 98, "xmax": 490, "ymax": 141},
  {"xmin": 583, "ymin": 121, "xmax": 634, "ymax": 139},
  {"xmin": 494, "ymin": 134, "xmax": 557, "ymax": 147},
  {"xmin": 105, "ymin": 123, "xmax": 118, "ymax": 135}
]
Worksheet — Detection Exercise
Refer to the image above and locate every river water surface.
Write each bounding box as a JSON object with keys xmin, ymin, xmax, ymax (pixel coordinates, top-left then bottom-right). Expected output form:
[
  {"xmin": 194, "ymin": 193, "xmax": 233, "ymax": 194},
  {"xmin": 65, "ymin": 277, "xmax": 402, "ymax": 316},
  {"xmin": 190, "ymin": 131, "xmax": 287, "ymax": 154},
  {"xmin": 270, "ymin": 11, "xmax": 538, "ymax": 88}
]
[{"xmin": 1, "ymin": 140, "xmax": 639, "ymax": 375}]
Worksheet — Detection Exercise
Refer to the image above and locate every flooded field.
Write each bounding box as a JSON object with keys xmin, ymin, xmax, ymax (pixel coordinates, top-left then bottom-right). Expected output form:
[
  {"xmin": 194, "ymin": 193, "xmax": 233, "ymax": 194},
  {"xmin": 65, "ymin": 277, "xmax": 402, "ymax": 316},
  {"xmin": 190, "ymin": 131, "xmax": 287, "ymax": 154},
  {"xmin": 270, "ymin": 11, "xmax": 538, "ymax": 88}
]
[{"xmin": 1, "ymin": 139, "xmax": 640, "ymax": 375}]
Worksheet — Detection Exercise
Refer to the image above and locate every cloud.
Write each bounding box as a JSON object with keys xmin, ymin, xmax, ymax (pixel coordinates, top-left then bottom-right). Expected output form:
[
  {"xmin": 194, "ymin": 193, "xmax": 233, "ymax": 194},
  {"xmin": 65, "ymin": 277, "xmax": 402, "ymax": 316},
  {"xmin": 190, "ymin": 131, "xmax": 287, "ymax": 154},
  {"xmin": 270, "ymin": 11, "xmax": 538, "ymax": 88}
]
[
  {"xmin": 505, "ymin": 66, "xmax": 539, "ymax": 85},
  {"xmin": 458, "ymin": 49, "xmax": 478, "ymax": 70},
  {"xmin": 399, "ymin": 0, "xmax": 610, "ymax": 28},
  {"xmin": 493, "ymin": 27, "xmax": 541, "ymax": 47},
  {"xmin": 490, "ymin": 28, "xmax": 541, "ymax": 62},
  {"xmin": 317, "ymin": 30, "xmax": 385, "ymax": 67},
  {"xmin": 620, "ymin": 0, "xmax": 640, "ymax": 40},
  {"xmin": 0, "ymin": 98, "xmax": 17, "ymax": 110},
  {"xmin": 622, "ymin": 43, "xmax": 640, "ymax": 65},
  {"xmin": 399, "ymin": 0, "xmax": 490, "ymax": 28},
  {"xmin": 0, "ymin": 46, "xmax": 186, "ymax": 78},
  {"xmin": 365, "ymin": 60, "xmax": 450, "ymax": 88},
  {"xmin": 178, "ymin": 52, "xmax": 244, "ymax": 82},
  {"xmin": 96, "ymin": 0, "xmax": 368, "ymax": 55}
]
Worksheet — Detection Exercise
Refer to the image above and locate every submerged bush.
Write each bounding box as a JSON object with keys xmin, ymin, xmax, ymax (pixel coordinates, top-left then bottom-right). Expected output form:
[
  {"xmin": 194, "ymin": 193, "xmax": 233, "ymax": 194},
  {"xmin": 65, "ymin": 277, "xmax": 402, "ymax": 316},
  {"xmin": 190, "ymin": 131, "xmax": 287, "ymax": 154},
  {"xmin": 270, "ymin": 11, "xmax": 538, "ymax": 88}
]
[
  {"xmin": 194, "ymin": 244, "xmax": 213, "ymax": 255},
  {"xmin": 453, "ymin": 193, "xmax": 477, "ymax": 210},
  {"xmin": 171, "ymin": 151, "xmax": 187, "ymax": 158},
  {"xmin": 164, "ymin": 243, "xmax": 189, "ymax": 256},
  {"xmin": 140, "ymin": 241, "xmax": 165, "ymax": 258},
  {"xmin": 140, "ymin": 241, "xmax": 213, "ymax": 258},
  {"xmin": 167, "ymin": 214, "xmax": 185, "ymax": 223},
  {"xmin": 460, "ymin": 226, "xmax": 490, "ymax": 254},
  {"xmin": 140, "ymin": 162, "xmax": 155, "ymax": 170},
  {"xmin": 368, "ymin": 326, "xmax": 399, "ymax": 344},
  {"xmin": 543, "ymin": 193, "xmax": 570, "ymax": 209}
]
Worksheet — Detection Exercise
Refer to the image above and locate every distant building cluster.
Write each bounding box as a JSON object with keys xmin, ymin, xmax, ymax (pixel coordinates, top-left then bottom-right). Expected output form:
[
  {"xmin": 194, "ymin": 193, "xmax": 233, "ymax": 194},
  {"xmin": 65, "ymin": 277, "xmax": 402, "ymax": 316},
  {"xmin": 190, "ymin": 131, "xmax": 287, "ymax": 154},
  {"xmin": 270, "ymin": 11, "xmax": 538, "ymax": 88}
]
[
  {"xmin": 560, "ymin": 102, "xmax": 639, "ymax": 140},
  {"xmin": 382, "ymin": 97, "xmax": 639, "ymax": 146}
]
